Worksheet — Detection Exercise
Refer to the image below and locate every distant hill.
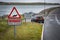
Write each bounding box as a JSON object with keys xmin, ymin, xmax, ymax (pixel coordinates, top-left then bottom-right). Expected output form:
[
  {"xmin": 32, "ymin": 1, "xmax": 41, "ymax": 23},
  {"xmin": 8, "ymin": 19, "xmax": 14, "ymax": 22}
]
[
  {"xmin": 39, "ymin": 7, "xmax": 60, "ymax": 17},
  {"xmin": 0, "ymin": 2, "xmax": 60, "ymax": 5}
]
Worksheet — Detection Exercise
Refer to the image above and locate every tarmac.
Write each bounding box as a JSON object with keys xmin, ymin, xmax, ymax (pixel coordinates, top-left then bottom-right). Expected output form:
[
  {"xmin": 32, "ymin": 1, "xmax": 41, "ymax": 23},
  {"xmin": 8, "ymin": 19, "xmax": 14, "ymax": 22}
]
[{"xmin": 43, "ymin": 8, "xmax": 60, "ymax": 40}]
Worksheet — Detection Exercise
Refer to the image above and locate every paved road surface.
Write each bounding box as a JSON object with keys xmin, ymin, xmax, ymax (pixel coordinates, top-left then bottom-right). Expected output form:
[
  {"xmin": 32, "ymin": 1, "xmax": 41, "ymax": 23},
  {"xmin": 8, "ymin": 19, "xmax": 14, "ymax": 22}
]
[{"xmin": 43, "ymin": 8, "xmax": 60, "ymax": 40}]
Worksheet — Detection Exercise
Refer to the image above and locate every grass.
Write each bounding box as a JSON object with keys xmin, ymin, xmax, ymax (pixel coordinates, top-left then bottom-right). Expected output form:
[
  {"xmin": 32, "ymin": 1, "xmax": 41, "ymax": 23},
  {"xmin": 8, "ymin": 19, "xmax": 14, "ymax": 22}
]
[
  {"xmin": 0, "ymin": 19, "xmax": 43, "ymax": 40},
  {"xmin": 0, "ymin": 19, "xmax": 11, "ymax": 32}
]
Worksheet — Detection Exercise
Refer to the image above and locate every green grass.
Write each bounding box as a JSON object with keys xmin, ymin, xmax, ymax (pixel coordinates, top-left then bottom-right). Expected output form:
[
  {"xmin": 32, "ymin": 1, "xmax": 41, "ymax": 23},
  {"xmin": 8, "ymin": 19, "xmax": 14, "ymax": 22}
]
[
  {"xmin": 0, "ymin": 19, "xmax": 43, "ymax": 40},
  {"xmin": 0, "ymin": 19, "xmax": 11, "ymax": 32}
]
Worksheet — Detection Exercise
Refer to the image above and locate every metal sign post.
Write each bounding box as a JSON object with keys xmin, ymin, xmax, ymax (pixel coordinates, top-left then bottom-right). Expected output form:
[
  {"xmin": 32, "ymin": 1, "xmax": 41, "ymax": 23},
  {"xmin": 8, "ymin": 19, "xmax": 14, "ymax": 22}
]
[{"xmin": 14, "ymin": 24, "xmax": 16, "ymax": 40}]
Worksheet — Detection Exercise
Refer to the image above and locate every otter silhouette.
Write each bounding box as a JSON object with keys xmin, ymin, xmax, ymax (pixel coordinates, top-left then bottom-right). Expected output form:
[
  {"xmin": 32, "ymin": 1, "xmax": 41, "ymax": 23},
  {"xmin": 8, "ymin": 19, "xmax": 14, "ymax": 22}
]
[{"xmin": 13, "ymin": 15, "xmax": 17, "ymax": 17}]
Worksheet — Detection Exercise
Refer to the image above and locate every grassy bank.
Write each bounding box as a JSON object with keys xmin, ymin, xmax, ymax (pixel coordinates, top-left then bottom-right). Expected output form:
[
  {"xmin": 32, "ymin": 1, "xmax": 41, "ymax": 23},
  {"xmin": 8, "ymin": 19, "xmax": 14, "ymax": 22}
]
[{"xmin": 0, "ymin": 19, "xmax": 43, "ymax": 40}]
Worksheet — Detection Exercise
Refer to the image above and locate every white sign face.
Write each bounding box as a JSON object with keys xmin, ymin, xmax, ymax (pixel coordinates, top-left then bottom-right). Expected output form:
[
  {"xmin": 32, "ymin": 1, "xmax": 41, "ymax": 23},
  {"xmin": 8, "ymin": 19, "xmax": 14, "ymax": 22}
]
[
  {"xmin": 8, "ymin": 22, "xmax": 21, "ymax": 26},
  {"xmin": 8, "ymin": 19, "xmax": 21, "ymax": 25},
  {"xmin": 24, "ymin": 13, "xmax": 33, "ymax": 19}
]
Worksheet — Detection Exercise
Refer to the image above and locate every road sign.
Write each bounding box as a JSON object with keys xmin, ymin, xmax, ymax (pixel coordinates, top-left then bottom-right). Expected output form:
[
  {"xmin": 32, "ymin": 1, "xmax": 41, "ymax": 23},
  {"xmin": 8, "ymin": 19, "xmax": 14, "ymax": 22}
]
[
  {"xmin": 24, "ymin": 13, "xmax": 34, "ymax": 19},
  {"xmin": 24, "ymin": 13, "xmax": 31, "ymax": 19},
  {"xmin": 8, "ymin": 7, "xmax": 21, "ymax": 25}
]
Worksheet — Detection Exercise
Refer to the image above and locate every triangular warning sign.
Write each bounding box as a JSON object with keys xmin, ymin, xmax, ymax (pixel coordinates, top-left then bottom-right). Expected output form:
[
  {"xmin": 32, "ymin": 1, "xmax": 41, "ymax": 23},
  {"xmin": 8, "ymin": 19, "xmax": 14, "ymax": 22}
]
[{"xmin": 8, "ymin": 7, "xmax": 21, "ymax": 19}]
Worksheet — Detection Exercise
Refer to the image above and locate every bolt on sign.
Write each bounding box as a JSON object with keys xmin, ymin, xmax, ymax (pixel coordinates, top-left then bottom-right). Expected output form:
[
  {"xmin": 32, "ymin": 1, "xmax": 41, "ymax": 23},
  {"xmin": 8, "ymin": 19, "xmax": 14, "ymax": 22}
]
[{"xmin": 8, "ymin": 7, "xmax": 21, "ymax": 25}]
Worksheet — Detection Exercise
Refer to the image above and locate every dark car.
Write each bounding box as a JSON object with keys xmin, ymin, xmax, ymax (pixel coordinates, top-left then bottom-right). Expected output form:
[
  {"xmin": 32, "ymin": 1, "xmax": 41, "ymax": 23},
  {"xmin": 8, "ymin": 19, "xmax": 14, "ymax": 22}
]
[{"xmin": 31, "ymin": 16, "xmax": 44, "ymax": 23}]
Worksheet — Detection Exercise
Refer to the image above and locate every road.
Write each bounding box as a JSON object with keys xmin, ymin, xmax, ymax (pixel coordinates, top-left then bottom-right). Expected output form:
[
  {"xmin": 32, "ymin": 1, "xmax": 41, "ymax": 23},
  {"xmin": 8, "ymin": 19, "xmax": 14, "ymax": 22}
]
[{"xmin": 43, "ymin": 8, "xmax": 60, "ymax": 40}]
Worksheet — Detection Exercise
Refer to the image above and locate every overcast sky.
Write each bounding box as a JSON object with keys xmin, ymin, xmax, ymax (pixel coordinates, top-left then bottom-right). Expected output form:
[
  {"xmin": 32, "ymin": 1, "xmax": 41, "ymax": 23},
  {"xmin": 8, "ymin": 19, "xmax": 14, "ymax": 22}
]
[{"xmin": 0, "ymin": 0, "xmax": 60, "ymax": 3}]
